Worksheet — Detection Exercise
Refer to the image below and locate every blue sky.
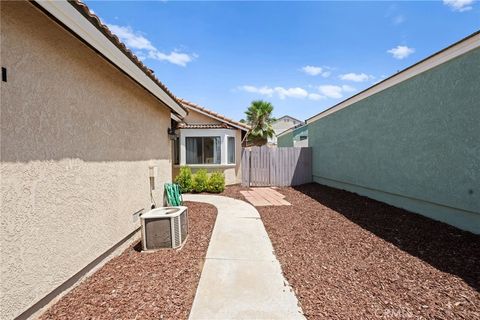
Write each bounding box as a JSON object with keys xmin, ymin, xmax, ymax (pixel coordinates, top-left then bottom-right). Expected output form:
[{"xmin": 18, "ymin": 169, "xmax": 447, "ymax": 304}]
[{"xmin": 86, "ymin": 1, "xmax": 479, "ymax": 121}]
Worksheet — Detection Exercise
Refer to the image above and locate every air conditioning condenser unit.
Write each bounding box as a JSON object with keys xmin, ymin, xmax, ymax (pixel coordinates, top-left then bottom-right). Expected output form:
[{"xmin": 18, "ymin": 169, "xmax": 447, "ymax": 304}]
[{"xmin": 141, "ymin": 206, "xmax": 188, "ymax": 250}]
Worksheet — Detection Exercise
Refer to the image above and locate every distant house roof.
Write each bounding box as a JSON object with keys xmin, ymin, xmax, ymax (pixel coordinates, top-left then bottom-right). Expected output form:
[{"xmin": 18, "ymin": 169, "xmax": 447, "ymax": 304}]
[
  {"xmin": 178, "ymin": 98, "xmax": 251, "ymax": 132},
  {"xmin": 277, "ymin": 123, "xmax": 307, "ymax": 138},
  {"xmin": 275, "ymin": 115, "xmax": 304, "ymax": 124},
  {"xmin": 33, "ymin": 0, "xmax": 188, "ymax": 118}
]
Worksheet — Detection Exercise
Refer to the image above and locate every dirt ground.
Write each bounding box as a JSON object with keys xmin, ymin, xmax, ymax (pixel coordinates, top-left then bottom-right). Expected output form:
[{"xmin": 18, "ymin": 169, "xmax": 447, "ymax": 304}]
[
  {"xmin": 40, "ymin": 201, "xmax": 217, "ymax": 320},
  {"xmin": 223, "ymin": 184, "xmax": 480, "ymax": 319}
]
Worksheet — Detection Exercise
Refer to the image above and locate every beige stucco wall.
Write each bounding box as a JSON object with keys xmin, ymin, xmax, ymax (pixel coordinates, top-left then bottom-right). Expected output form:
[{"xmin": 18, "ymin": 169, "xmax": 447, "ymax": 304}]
[
  {"xmin": 1, "ymin": 2, "xmax": 172, "ymax": 319},
  {"xmin": 183, "ymin": 108, "xmax": 222, "ymax": 124}
]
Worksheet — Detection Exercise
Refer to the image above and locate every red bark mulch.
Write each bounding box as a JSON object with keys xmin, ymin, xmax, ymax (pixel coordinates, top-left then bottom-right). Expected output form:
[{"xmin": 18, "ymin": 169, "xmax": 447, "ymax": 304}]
[
  {"xmin": 41, "ymin": 201, "xmax": 217, "ymax": 320},
  {"xmin": 224, "ymin": 183, "xmax": 480, "ymax": 319}
]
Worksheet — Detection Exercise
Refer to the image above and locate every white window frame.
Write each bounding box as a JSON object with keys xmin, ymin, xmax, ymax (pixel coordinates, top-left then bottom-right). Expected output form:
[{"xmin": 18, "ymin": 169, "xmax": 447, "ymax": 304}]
[
  {"xmin": 227, "ymin": 135, "xmax": 236, "ymax": 164},
  {"xmin": 178, "ymin": 128, "xmax": 237, "ymax": 167}
]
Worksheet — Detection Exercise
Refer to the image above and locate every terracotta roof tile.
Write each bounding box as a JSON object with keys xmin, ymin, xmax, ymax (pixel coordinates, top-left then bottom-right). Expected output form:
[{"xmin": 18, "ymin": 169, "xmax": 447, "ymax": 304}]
[
  {"xmin": 68, "ymin": 0, "xmax": 188, "ymax": 115},
  {"xmin": 178, "ymin": 98, "xmax": 251, "ymax": 131},
  {"xmin": 178, "ymin": 123, "xmax": 232, "ymax": 129}
]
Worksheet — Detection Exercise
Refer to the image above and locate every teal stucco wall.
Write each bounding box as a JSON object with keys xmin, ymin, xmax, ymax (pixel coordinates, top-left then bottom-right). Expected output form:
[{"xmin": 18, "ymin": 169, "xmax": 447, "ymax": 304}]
[
  {"xmin": 277, "ymin": 131, "xmax": 294, "ymax": 147},
  {"xmin": 308, "ymin": 48, "xmax": 480, "ymax": 234},
  {"xmin": 277, "ymin": 126, "xmax": 308, "ymax": 147},
  {"xmin": 292, "ymin": 125, "xmax": 308, "ymax": 144}
]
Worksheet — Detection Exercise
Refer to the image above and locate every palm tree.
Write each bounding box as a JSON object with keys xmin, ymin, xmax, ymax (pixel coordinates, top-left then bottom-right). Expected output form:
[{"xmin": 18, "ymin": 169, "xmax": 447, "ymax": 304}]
[{"xmin": 244, "ymin": 100, "xmax": 276, "ymax": 146}]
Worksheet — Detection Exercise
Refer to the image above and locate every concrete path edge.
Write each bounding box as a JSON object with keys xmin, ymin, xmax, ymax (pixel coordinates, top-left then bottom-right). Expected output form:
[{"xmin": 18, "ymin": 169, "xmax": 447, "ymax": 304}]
[{"xmin": 184, "ymin": 194, "xmax": 305, "ymax": 320}]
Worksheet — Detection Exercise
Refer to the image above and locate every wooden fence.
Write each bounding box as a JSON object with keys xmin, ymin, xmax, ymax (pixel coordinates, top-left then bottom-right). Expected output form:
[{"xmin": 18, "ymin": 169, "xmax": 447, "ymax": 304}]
[{"xmin": 241, "ymin": 146, "xmax": 312, "ymax": 187}]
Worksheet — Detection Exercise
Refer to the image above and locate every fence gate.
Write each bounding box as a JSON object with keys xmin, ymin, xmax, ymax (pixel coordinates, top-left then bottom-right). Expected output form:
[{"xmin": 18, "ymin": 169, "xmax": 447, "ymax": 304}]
[{"xmin": 241, "ymin": 146, "xmax": 312, "ymax": 187}]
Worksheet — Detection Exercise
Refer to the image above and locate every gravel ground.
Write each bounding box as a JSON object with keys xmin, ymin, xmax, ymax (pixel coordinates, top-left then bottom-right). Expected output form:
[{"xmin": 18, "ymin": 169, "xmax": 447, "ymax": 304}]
[
  {"xmin": 41, "ymin": 201, "xmax": 217, "ymax": 320},
  {"xmin": 224, "ymin": 183, "xmax": 480, "ymax": 319}
]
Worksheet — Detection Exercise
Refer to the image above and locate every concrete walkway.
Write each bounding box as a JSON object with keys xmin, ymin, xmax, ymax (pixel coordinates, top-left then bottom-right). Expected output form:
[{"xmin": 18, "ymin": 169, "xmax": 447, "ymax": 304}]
[{"xmin": 184, "ymin": 194, "xmax": 305, "ymax": 320}]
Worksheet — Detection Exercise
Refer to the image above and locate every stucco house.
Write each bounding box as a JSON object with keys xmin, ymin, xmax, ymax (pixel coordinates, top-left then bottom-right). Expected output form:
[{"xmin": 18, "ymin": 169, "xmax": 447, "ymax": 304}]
[
  {"xmin": 277, "ymin": 124, "xmax": 309, "ymax": 148},
  {"xmin": 268, "ymin": 115, "xmax": 304, "ymax": 145},
  {"xmin": 305, "ymin": 31, "xmax": 479, "ymax": 234},
  {"xmin": 1, "ymin": 1, "xmax": 188, "ymax": 319},
  {"xmin": 172, "ymin": 99, "xmax": 250, "ymax": 185}
]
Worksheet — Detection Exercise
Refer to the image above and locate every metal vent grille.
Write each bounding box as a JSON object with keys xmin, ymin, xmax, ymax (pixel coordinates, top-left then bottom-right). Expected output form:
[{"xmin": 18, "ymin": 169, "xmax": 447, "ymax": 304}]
[
  {"xmin": 180, "ymin": 210, "xmax": 188, "ymax": 243},
  {"xmin": 173, "ymin": 216, "xmax": 181, "ymax": 247}
]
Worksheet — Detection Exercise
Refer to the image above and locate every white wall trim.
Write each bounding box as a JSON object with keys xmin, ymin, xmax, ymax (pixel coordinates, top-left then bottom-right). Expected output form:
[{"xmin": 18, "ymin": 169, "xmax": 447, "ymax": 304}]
[
  {"xmin": 33, "ymin": 0, "xmax": 187, "ymax": 118},
  {"xmin": 307, "ymin": 32, "xmax": 480, "ymax": 124}
]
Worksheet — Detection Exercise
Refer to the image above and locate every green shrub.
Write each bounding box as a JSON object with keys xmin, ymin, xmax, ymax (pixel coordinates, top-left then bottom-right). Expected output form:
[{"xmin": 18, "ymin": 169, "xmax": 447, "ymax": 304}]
[
  {"xmin": 174, "ymin": 166, "xmax": 193, "ymax": 193},
  {"xmin": 207, "ymin": 171, "xmax": 225, "ymax": 193},
  {"xmin": 192, "ymin": 169, "xmax": 209, "ymax": 193}
]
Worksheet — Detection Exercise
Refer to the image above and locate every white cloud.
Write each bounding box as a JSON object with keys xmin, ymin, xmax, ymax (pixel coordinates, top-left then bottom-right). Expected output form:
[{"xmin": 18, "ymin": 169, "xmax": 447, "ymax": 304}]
[
  {"xmin": 239, "ymin": 85, "xmax": 275, "ymax": 96},
  {"xmin": 443, "ymin": 0, "xmax": 475, "ymax": 12},
  {"xmin": 318, "ymin": 85, "xmax": 343, "ymax": 99},
  {"xmin": 239, "ymin": 83, "xmax": 357, "ymax": 101},
  {"xmin": 108, "ymin": 24, "xmax": 156, "ymax": 51},
  {"xmin": 135, "ymin": 52, "xmax": 147, "ymax": 61},
  {"xmin": 107, "ymin": 23, "xmax": 196, "ymax": 66},
  {"xmin": 339, "ymin": 73, "xmax": 373, "ymax": 82},
  {"xmin": 387, "ymin": 45, "xmax": 415, "ymax": 59},
  {"xmin": 392, "ymin": 14, "xmax": 405, "ymax": 25},
  {"xmin": 148, "ymin": 51, "xmax": 197, "ymax": 67},
  {"xmin": 301, "ymin": 65, "xmax": 323, "ymax": 76},
  {"xmin": 274, "ymin": 87, "xmax": 309, "ymax": 99},
  {"xmin": 308, "ymin": 93, "xmax": 325, "ymax": 101},
  {"xmin": 385, "ymin": 5, "xmax": 406, "ymax": 26},
  {"xmin": 301, "ymin": 65, "xmax": 331, "ymax": 77},
  {"xmin": 239, "ymin": 85, "xmax": 322, "ymax": 100},
  {"xmin": 342, "ymin": 85, "xmax": 356, "ymax": 92},
  {"xmin": 315, "ymin": 84, "xmax": 356, "ymax": 99}
]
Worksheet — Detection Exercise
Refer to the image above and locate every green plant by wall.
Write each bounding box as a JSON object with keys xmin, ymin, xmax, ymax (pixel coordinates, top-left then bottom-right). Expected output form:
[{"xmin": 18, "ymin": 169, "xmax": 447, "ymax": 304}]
[
  {"xmin": 207, "ymin": 171, "xmax": 225, "ymax": 193},
  {"xmin": 192, "ymin": 169, "xmax": 209, "ymax": 193},
  {"xmin": 174, "ymin": 166, "xmax": 193, "ymax": 193}
]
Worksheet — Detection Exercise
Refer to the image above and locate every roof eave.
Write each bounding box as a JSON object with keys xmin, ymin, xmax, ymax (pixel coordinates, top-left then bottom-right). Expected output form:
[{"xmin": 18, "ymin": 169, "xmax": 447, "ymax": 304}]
[
  {"xmin": 33, "ymin": 0, "xmax": 187, "ymax": 118},
  {"xmin": 306, "ymin": 30, "xmax": 480, "ymax": 124},
  {"xmin": 179, "ymin": 99, "xmax": 251, "ymax": 132}
]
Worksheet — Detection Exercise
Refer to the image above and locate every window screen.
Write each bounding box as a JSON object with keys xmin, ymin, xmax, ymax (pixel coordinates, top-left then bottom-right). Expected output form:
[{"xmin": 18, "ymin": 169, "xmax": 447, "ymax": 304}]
[
  {"xmin": 186, "ymin": 137, "xmax": 221, "ymax": 164},
  {"xmin": 227, "ymin": 136, "xmax": 235, "ymax": 164}
]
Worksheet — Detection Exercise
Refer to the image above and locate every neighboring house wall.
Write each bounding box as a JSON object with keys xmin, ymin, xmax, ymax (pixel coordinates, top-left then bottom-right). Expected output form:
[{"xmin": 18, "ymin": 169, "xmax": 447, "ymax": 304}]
[
  {"xmin": 277, "ymin": 126, "xmax": 309, "ymax": 148},
  {"xmin": 308, "ymin": 47, "xmax": 480, "ymax": 234},
  {"xmin": 293, "ymin": 126, "xmax": 309, "ymax": 147},
  {"xmin": 269, "ymin": 116, "xmax": 303, "ymax": 145},
  {"xmin": 277, "ymin": 131, "xmax": 294, "ymax": 147},
  {"xmin": 1, "ymin": 2, "xmax": 172, "ymax": 319}
]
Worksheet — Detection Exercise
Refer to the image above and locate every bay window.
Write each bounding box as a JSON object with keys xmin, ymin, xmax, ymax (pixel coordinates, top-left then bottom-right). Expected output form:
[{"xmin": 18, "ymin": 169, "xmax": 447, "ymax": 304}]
[{"xmin": 178, "ymin": 129, "xmax": 238, "ymax": 166}]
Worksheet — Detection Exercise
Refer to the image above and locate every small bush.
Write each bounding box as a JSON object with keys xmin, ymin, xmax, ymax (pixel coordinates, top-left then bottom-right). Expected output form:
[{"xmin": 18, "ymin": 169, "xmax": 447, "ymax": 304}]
[
  {"xmin": 207, "ymin": 171, "xmax": 225, "ymax": 193},
  {"xmin": 192, "ymin": 169, "xmax": 209, "ymax": 193},
  {"xmin": 174, "ymin": 166, "xmax": 193, "ymax": 193}
]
